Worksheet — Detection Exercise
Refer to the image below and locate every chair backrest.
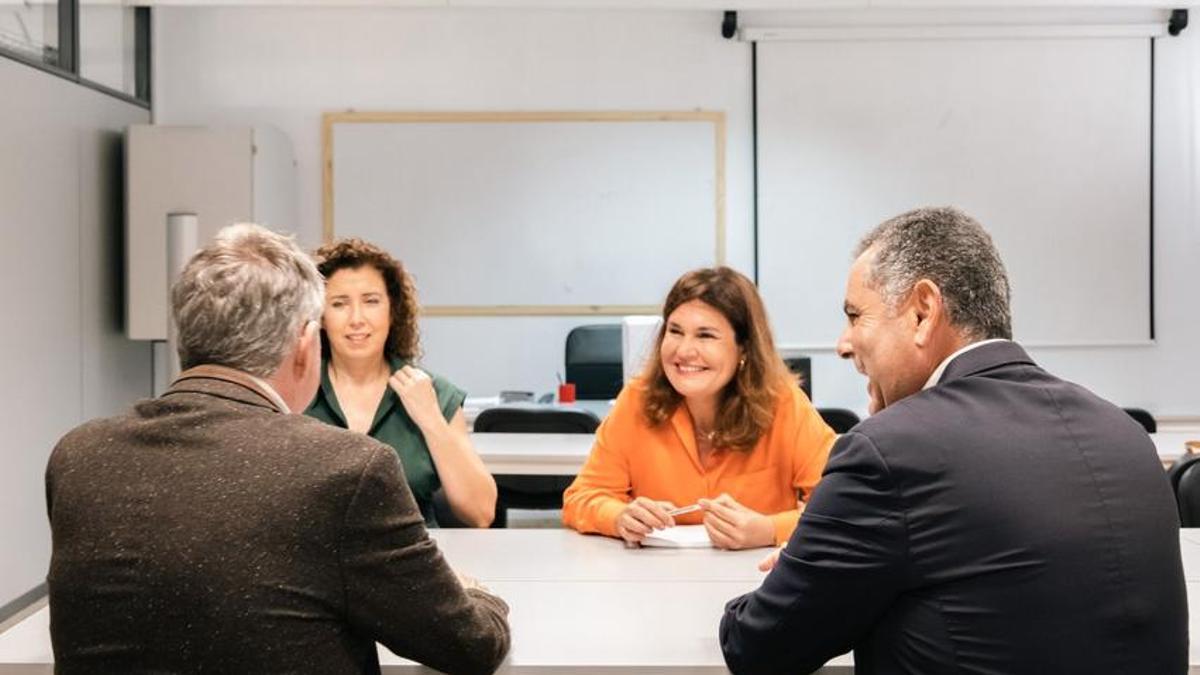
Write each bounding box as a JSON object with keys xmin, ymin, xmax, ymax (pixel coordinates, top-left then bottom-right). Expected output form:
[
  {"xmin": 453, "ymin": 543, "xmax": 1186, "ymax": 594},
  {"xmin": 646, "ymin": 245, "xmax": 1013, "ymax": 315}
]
[
  {"xmin": 473, "ymin": 406, "xmax": 600, "ymax": 525},
  {"xmin": 565, "ymin": 324, "xmax": 623, "ymax": 400},
  {"xmin": 1122, "ymin": 407, "xmax": 1157, "ymax": 433},
  {"xmin": 817, "ymin": 407, "xmax": 861, "ymax": 434},
  {"xmin": 1166, "ymin": 453, "xmax": 1200, "ymax": 526},
  {"xmin": 784, "ymin": 356, "xmax": 812, "ymax": 400},
  {"xmin": 474, "ymin": 406, "xmax": 600, "ymax": 434}
]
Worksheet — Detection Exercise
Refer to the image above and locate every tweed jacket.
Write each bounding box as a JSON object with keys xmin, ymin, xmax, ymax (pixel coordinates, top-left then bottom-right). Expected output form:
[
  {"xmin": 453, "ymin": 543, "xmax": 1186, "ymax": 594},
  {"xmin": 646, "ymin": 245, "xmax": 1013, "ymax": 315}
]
[{"xmin": 46, "ymin": 366, "xmax": 510, "ymax": 674}]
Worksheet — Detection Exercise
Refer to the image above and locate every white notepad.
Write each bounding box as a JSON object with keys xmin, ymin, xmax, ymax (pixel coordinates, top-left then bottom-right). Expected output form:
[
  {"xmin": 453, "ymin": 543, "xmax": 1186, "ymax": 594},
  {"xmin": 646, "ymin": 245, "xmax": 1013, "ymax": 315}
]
[{"xmin": 641, "ymin": 525, "xmax": 713, "ymax": 548}]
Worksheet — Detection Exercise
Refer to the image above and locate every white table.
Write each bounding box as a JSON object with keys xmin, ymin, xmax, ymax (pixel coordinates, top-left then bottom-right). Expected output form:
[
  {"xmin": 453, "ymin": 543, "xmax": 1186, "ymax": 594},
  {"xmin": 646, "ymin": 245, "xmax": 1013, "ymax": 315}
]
[
  {"xmin": 473, "ymin": 431, "xmax": 1196, "ymax": 476},
  {"xmin": 471, "ymin": 432, "xmax": 593, "ymax": 475},
  {"xmin": 4, "ymin": 529, "xmax": 1200, "ymax": 673}
]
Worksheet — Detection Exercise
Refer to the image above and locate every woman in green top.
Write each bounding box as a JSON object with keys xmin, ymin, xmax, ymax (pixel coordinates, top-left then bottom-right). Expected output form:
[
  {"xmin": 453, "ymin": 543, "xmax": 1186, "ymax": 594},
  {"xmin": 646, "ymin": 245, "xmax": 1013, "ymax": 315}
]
[{"xmin": 305, "ymin": 238, "xmax": 497, "ymax": 527}]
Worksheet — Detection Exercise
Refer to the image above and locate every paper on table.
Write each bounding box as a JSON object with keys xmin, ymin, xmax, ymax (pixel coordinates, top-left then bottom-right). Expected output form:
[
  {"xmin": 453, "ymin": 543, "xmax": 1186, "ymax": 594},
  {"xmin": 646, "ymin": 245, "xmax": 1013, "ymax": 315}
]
[{"xmin": 641, "ymin": 525, "xmax": 713, "ymax": 548}]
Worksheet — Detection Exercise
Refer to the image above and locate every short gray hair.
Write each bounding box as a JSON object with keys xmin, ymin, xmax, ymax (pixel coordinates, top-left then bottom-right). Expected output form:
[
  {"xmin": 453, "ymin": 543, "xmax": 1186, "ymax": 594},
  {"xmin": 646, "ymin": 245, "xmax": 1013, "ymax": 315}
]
[
  {"xmin": 172, "ymin": 223, "xmax": 325, "ymax": 377},
  {"xmin": 856, "ymin": 206, "xmax": 1012, "ymax": 341}
]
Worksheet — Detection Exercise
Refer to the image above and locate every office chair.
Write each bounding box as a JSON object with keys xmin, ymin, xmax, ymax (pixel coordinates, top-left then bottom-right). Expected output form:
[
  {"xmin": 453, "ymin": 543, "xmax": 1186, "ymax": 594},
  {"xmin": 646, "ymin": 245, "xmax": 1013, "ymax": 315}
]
[
  {"xmin": 1122, "ymin": 408, "xmax": 1157, "ymax": 433},
  {"xmin": 817, "ymin": 408, "xmax": 861, "ymax": 434},
  {"xmin": 474, "ymin": 406, "xmax": 601, "ymax": 528},
  {"xmin": 1167, "ymin": 453, "xmax": 1200, "ymax": 527},
  {"xmin": 783, "ymin": 356, "xmax": 813, "ymax": 401},
  {"xmin": 565, "ymin": 324, "xmax": 623, "ymax": 400}
]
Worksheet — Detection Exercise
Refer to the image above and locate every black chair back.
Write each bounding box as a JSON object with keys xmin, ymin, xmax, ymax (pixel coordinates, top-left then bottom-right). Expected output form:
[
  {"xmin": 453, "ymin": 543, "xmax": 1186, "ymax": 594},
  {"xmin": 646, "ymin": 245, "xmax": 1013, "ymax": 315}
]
[
  {"xmin": 1167, "ymin": 453, "xmax": 1200, "ymax": 527},
  {"xmin": 565, "ymin": 324, "xmax": 623, "ymax": 400},
  {"xmin": 474, "ymin": 407, "xmax": 600, "ymax": 434},
  {"xmin": 471, "ymin": 406, "xmax": 601, "ymax": 528},
  {"xmin": 783, "ymin": 357, "xmax": 813, "ymax": 400},
  {"xmin": 817, "ymin": 407, "xmax": 861, "ymax": 434},
  {"xmin": 1122, "ymin": 407, "xmax": 1156, "ymax": 433}
]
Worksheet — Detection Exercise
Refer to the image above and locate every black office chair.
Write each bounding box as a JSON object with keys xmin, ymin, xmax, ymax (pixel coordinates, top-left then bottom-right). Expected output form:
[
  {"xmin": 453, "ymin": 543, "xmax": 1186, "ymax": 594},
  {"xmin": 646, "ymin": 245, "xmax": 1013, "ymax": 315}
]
[
  {"xmin": 565, "ymin": 324, "xmax": 623, "ymax": 400},
  {"xmin": 1167, "ymin": 453, "xmax": 1200, "ymax": 527},
  {"xmin": 1123, "ymin": 407, "xmax": 1157, "ymax": 433},
  {"xmin": 474, "ymin": 406, "xmax": 601, "ymax": 528},
  {"xmin": 783, "ymin": 356, "xmax": 813, "ymax": 401},
  {"xmin": 817, "ymin": 408, "xmax": 861, "ymax": 434}
]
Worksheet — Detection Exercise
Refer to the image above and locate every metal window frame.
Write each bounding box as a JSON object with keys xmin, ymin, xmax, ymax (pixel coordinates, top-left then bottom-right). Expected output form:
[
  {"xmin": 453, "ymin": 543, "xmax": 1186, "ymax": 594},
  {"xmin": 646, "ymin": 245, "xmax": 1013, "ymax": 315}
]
[{"xmin": 0, "ymin": 0, "xmax": 150, "ymax": 110}]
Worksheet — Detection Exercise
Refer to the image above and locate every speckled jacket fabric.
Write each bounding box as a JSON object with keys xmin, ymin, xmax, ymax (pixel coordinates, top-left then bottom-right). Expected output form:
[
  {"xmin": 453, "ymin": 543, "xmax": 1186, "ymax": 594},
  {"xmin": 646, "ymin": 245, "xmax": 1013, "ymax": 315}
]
[{"xmin": 45, "ymin": 368, "xmax": 510, "ymax": 675}]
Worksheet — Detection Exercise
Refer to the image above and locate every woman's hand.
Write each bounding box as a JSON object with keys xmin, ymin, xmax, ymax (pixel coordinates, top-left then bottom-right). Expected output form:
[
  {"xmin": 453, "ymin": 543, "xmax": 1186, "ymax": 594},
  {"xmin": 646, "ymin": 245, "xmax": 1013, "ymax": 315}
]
[
  {"xmin": 615, "ymin": 497, "xmax": 677, "ymax": 546},
  {"xmin": 388, "ymin": 366, "xmax": 445, "ymax": 432},
  {"xmin": 699, "ymin": 493, "xmax": 775, "ymax": 550}
]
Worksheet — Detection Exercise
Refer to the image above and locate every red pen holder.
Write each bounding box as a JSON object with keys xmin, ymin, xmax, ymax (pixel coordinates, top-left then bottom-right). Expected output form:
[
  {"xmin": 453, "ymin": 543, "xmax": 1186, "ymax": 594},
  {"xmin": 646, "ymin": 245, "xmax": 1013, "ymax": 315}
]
[{"xmin": 558, "ymin": 382, "xmax": 577, "ymax": 404}]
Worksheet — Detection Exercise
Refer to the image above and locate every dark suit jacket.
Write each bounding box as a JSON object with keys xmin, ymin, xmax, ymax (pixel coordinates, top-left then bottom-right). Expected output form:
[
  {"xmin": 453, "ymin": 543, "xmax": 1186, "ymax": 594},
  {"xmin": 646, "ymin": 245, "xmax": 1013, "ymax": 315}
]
[
  {"xmin": 721, "ymin": 341, "xmax": 1187, "ymax": 674},
  {"xmin": 46, "ymin": 367, "xmax": 510, "ymax": 674}
]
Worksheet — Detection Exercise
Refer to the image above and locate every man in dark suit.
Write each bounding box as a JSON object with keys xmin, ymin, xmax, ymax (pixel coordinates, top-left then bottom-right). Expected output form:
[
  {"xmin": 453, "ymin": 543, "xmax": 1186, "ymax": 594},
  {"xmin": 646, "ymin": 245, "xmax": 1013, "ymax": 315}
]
[
  {"xmin": 720, "ymin": 207, "xmax": 1187, "ymax": 674},
  {"xmin": 46, "ymin": 224, "xmax": 510, "ymax": 674}
]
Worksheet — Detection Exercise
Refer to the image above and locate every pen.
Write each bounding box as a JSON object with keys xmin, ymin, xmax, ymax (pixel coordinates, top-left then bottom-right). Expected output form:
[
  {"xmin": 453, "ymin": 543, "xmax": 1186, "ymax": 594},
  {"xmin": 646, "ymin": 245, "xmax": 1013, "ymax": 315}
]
[{"xmin": 666, "ymin": 504, "xmax": 701, "ymax": 516}]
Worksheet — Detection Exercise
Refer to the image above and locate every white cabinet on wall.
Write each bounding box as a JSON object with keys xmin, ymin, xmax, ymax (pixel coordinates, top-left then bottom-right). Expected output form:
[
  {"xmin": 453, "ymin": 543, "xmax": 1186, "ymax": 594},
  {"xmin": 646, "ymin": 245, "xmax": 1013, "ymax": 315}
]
[{"xmin": 126, "ymin": 124, "xmax": 297, "ymax": 340}]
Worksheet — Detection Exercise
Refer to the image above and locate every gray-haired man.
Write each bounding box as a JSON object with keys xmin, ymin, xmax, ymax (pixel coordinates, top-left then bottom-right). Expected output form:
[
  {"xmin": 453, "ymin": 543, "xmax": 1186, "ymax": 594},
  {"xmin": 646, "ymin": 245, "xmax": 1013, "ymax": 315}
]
[
  {"xmin": 47, "ymin": 224, "xmax": 510, "ymax": 674},
  {"xmin": 720, "ymin": 207, "xmax": 1186, "ymax": 674}
]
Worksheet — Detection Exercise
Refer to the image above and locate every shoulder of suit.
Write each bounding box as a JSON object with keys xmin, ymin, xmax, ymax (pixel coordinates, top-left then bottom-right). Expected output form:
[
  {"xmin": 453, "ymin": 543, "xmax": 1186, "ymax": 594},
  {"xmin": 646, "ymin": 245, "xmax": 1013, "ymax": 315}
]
[
  {"xmin": 51, "ymin": 414, "xmax": 128, "ymax": 458},
  {"xmin": 844, "ymin": 384, "xmax": 964, "ymax": 455},
  {"xmin": 273, "ymin": 413, "xmax": 394, "ymax": 455}
]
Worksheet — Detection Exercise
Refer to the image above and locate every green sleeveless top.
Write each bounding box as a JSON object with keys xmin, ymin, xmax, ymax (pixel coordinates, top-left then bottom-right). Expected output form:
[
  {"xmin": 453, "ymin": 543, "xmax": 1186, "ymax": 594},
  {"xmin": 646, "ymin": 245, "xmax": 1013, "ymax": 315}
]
[{"xmin": 304, "ymin": 355, "xmax": 466, "ymax": 526}]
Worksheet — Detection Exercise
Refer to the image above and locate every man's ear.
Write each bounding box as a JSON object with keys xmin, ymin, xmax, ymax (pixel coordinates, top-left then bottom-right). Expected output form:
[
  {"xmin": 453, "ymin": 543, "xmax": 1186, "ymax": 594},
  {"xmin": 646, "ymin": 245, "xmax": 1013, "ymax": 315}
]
[
  {"xmin": 293, "ymin": 320, "xmax": 320, "ymax": 377},
  {"xmin": 910, "ymin": 279, "xmax": 944, "ymax": 348}
]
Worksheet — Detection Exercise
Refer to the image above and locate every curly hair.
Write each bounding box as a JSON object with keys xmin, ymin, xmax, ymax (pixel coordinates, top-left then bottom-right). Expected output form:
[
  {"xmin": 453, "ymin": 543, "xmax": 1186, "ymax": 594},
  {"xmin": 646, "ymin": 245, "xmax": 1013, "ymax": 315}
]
[
  {"xmin": 640, "ymin": 267, "xmax": 794, "ymax": 452},
  {"xmin": 313, "ymin": 238, "xmax": 421, "ymax": 362}
]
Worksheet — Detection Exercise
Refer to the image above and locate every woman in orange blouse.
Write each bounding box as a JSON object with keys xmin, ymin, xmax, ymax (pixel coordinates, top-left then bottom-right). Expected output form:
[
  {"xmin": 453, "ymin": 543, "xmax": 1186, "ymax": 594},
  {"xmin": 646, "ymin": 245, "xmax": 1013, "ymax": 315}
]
[{"xmin": 562, "ymin": 267, "xmax": 836, "ymax": 549}]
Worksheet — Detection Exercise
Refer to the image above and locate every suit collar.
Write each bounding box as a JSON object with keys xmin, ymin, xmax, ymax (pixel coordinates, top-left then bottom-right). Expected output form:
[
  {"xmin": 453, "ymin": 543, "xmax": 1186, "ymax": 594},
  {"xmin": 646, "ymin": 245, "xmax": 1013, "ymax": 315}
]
[
  {"xmin": 923, "ymin": 338, "xmax": 1009, "ymax": 390},
  {"xmin": 935, "ymin": 339, "xmax": 1035, "ymax": 387},
  {"xmin": 167, "ymin": 364, "xmax": 290, "ymax": 413}
]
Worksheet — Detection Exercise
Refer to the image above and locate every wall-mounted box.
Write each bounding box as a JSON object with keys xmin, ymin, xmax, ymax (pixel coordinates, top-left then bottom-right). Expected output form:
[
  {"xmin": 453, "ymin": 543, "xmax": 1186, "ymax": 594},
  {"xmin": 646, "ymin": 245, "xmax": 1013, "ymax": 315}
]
[{"xmin": 125, "ymin": 124, "xmax": 296, "ymax": 340}]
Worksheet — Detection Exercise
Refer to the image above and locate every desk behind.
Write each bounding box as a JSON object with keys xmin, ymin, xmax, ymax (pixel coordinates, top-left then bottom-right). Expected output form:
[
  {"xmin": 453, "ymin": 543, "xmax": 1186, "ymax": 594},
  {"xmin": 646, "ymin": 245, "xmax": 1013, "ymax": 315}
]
[{"xmin": 473, "ymin": 431, "xmax": 1192, "ymax": 477}]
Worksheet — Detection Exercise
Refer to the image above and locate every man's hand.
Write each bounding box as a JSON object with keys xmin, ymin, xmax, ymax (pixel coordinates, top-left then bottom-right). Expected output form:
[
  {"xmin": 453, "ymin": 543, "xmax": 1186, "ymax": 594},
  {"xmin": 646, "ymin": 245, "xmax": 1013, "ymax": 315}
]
[
  {"xmin": 455, "ymin": 570, "xmax": 488, "ymax": 593},
  {"xmin": 757, "ymin": 545, "xmax": 784, "ymax": 572},
  {"xmin": 867, "ymin": 379, "xmax": 886, "ymax": 416}
]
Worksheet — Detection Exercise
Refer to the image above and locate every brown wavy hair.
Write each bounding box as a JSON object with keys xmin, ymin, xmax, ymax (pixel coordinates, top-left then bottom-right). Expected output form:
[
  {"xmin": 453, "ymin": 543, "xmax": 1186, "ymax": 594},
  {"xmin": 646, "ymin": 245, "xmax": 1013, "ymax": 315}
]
[
  {"xmin": 313, "ymin": 238, "xmax": 421, "ymax": 362},
  {"xmin": 641, "ymin": 267, "xmax": 794, "ymax": 452}
]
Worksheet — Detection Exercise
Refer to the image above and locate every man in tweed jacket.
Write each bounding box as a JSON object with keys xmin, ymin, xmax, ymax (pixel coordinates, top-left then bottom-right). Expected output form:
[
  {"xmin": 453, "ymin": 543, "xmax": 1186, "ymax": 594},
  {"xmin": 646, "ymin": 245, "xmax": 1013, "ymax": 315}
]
[{"xmin": 46, "ymin": 224, "xmax": 510, "ymax": 674}]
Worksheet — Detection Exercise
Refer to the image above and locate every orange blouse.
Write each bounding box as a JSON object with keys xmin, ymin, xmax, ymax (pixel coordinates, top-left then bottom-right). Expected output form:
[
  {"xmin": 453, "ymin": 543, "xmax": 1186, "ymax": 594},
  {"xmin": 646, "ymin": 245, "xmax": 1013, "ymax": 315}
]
[{"xmin": 561, "ymin": 381, "xmax": 837, "ymax": 545}]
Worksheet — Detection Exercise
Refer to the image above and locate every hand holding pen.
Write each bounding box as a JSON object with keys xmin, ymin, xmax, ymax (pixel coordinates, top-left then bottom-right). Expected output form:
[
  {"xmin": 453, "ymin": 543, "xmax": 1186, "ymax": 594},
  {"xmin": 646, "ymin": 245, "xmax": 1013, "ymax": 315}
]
[
  {"xmin": 617, "ymin": 500, "xmax": 706, "ymax": 548},
  {"xmin": 615, "ymin": 497, "xmax": 680, "ymax": 547}
]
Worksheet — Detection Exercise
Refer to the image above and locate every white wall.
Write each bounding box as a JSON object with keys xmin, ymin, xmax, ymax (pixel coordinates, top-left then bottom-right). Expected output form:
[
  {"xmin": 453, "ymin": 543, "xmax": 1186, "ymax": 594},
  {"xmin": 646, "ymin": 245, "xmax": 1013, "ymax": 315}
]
[
  {"xmin": 154, "ymin": 6, "xmax": 1200, "ymax": 418},
  {"xmin": 154, "ymin": 7, "xmax": 754, "ymax": 398},
  {"xmin": 0, "ymin": 56, "xmax": 153, "ymax": 609}
]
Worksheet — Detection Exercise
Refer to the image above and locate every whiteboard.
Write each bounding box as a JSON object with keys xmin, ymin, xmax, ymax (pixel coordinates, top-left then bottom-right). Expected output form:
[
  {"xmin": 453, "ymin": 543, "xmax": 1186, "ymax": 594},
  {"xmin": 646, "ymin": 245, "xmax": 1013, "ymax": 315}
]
[
  {"xmin": 324, "ymin": 111, "xmax": 725, "ymax": 315},
  {"xmin": 756, "ymin": 37, "xmax": 1152, "ymax": 348}
]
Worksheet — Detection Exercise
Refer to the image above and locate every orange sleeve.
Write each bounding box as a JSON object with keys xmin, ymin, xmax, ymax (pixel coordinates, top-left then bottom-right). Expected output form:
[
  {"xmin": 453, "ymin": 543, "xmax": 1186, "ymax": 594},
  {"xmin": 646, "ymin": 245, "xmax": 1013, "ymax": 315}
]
[
  {"xmin": 769, "ymin": 509, "xmax": 802, "ymax": 547},
  {"xmin": 790, "ymin": 388, "xmax": 837, "ymax": 500},
  {"xmin": 765, "ymin": 387, "xmax": 837, "ymax": 545},
  {"xmin": 561, "ymin": 389, "xmax": 638, "ymax": 537}
]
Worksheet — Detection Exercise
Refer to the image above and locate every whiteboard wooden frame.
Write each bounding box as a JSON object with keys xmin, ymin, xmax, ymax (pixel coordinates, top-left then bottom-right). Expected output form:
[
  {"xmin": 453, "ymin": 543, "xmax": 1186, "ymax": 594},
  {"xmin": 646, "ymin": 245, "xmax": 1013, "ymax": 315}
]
[{"xmin": 321, "ymin": 110, "xmax": 726, "ymax": 316}]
